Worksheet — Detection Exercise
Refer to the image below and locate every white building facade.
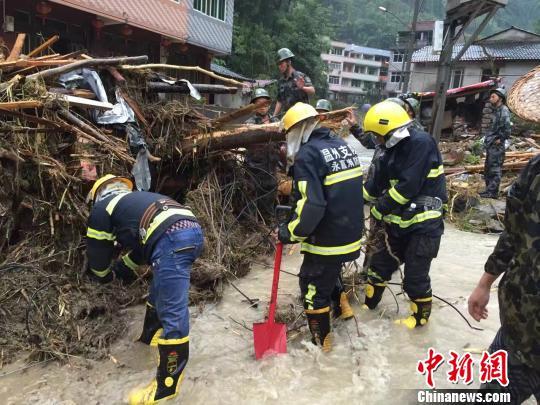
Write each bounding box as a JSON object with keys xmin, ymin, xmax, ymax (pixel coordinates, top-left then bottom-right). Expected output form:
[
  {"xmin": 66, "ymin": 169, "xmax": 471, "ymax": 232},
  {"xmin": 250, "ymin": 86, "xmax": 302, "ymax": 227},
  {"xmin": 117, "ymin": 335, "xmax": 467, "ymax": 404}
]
[{"xmin": 321, "ymin": 41, "xmax": 391, "ymax": 104}]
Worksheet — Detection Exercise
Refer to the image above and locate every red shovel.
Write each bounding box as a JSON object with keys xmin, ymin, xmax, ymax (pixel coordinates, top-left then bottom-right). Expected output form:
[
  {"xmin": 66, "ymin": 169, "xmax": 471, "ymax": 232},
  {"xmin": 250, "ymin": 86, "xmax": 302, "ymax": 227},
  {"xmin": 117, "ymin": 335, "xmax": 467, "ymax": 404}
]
[{"xmin": 253, "ymin": 241, "xmax": 287, "ymax": 359}]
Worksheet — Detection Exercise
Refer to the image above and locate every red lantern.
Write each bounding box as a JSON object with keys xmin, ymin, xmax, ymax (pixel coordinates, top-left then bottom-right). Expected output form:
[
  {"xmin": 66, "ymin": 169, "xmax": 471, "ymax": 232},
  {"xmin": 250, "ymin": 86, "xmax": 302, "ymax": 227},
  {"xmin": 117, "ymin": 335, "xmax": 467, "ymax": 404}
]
[
  {"xmin": 121, "ymin": 24, "xmax": 133, "ymax": 38},
  {"xmin": 179, "ymin": 43, "xmax": 188, "ymax": 53},
  {"xmin": 36, "ymin": 1, "xmax": 52, "ymax": 24},
  {"xmin": 91, "ymin": 17, "xmax": 105, "ymax": 40}
]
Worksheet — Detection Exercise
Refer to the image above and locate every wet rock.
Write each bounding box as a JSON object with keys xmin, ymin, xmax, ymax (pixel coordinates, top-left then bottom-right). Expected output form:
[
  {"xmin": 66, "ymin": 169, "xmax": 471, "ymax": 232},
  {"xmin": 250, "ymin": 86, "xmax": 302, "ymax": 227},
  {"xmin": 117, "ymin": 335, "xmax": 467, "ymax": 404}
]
[{"xmin": 486, "ymin": 219, "xmax": 505, "ymax": 233}]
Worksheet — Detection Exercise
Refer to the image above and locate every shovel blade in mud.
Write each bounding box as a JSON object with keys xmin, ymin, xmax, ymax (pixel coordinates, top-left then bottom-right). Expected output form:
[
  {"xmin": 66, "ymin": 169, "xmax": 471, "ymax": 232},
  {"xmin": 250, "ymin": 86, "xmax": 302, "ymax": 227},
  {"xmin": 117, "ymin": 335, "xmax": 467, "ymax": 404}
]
[{"xmin": 253, "ymin": 321, "xmax": 287, "ymax": 360}]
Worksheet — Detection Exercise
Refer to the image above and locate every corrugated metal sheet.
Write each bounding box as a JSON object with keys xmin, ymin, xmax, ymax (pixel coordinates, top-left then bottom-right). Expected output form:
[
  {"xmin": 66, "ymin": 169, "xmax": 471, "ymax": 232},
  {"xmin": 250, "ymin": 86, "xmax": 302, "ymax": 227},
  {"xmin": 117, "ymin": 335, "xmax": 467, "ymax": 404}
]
[
  {"xmin": 49, "ymin": 0, "xmax": 233, "ymax": 54},
  {"xmin": 211, "ymin": 63, "xmax": 252, "ymax": 81},
  {"xmin": 412, "ymin": 42, "xmax": 540, "ymax": 63}
]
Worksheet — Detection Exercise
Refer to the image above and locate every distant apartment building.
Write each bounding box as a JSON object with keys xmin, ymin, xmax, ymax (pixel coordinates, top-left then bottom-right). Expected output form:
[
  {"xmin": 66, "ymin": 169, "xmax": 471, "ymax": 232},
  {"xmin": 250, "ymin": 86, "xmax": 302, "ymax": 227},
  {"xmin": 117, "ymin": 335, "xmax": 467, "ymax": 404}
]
[
  {"xmin": 321, "ymin": 41, "xmax": 391, "ymax": 104},
  {"xmin": 387, "ymin": 21, "xmax": 435, "ymax": 96}
]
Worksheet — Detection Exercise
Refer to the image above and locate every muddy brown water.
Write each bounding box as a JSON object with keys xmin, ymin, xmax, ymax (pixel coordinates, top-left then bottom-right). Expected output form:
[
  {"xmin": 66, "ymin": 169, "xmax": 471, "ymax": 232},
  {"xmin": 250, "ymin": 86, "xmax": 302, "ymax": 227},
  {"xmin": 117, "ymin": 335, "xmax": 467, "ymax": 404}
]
[{"xmin": 2, "ymin": 225, "xmax": 527, "ymax": 404}]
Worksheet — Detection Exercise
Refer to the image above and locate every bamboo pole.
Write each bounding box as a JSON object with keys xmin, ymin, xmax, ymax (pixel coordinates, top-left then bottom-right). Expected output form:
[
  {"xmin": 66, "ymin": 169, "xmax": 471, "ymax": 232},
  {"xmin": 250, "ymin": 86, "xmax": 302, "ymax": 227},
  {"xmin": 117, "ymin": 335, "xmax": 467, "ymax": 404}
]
[
  {"xmin": 119, "ymin": 63, "xmax": 245, "ymax": 87},
  {"xmin": 0, "ymin": 100, "xmax": 43, "ymax": 110},
  {"xmin": 27, "ymin": 56, "xmax": 148, "ymax": 81}
]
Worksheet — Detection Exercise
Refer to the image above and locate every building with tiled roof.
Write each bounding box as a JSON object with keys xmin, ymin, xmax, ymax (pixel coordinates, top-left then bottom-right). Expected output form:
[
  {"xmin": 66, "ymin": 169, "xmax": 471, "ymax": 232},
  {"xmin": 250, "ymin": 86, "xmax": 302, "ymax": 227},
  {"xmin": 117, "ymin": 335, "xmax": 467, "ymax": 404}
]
[
  {"xmin": 409, "ymin": 27, "xmax": 540, "ymax": 92},
  {"xmin": 1, "ymin": 0, "xmax": 234, "ymax": 70}
]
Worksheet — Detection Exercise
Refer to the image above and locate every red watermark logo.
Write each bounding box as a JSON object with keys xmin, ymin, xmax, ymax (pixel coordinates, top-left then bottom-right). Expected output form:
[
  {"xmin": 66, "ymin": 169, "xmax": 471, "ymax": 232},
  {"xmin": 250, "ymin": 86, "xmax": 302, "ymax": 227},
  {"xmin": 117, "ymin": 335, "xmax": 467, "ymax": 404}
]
[{"xmin": 416, "ymin": 348, "xmax": 508, "ymax": 388}]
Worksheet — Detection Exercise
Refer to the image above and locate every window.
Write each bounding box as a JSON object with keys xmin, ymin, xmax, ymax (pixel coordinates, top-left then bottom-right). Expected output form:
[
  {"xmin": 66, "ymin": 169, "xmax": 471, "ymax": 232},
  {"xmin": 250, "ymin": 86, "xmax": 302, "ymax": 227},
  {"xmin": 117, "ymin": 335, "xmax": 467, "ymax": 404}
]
[
  {"xmin": 363, "ymin": 54, "xmax": 374, "ymax": 60},
  {"xmin": 368, "ymin": 67, "xmax": 378, "ymax": 76},
  {"xmin": 481, "ymin": 68, "xmax": 499, "ymax": 82},
  {"xmin": 328, "ymin": 62, "xmax": 341, "ymax": 70},
  {"xmin": 330, "ymin": 47, "xmax": 343, "ymax": 55},
  {"xmin": 351, "ymin": 79, "xmax": 362, "ymax": 88},
  {"xmin": 391, "ymin": 72, "xmax": 403, "ymax": 83},
  {"xmin": 328, "ymin": 76, "xmax": 340, "ymax": 85},
  {"xmin": 393, "ymin": 50, "xmax": 404, "ymax": 62},
  {"xmin": 193, "ymin": 0, "xmax": 226, "ymax": 21},
  {"xmin": 451, "ymin": 69, "xmax": 464, "ymax": 88},
  {"xmin": 354, "ymin": 65, "xmax": 366, "ymax": 74},
  {"xmin": 364, "ymin": 82, "xmax": 374, "ymax": 90}
]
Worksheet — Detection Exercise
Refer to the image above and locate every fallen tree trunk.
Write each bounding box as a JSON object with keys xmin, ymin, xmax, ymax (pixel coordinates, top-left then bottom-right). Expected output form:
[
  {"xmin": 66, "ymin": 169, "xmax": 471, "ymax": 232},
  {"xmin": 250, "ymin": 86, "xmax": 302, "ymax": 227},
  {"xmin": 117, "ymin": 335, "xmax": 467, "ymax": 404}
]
[
  {"xmin": 179, "ymin": 123, "xmax": 283, "ymax": 154},
  {"xmin": 146, "ymin": 82, "xmax": 238, "ymax": 94},
  {"xmin": 27, "ymin": 35, "xmax": 60, "ymax": 58}
]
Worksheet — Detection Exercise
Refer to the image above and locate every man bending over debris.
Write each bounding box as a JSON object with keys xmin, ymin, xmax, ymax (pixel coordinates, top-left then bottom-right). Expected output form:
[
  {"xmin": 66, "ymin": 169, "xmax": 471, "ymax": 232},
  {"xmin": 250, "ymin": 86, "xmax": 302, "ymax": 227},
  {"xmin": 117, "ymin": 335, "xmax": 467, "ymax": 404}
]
[
  {"xmin": 469, "ymin": 155, "xmax": 540, "ymax": 402},
  {"xmin": 85, "ymin": 175, "xmax": 204, "ymax": 404},
  {"xmin": 362, "ymin": 101, "xmax": 448, "ymax": 329},
  {"xmin": 278, "ymin": 102, "xmax": 364, "ymax": 351}
]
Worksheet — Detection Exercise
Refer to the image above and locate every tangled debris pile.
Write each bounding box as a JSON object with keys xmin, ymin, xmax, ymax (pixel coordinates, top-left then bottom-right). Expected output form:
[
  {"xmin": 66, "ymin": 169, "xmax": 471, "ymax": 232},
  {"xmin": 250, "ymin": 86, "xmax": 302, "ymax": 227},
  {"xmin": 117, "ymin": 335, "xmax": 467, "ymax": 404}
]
[{"xmin": 0, "ymin": 36, "xmax": 275, "ymax": 364}]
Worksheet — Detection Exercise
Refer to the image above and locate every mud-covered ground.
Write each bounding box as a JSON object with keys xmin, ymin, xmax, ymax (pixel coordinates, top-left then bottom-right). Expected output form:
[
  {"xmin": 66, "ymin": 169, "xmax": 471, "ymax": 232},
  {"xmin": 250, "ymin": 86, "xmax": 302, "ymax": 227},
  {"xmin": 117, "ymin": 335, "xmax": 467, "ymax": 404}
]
[{"xmin": 2, "ymin": 224, "xmax": 532, "ymax": 404}]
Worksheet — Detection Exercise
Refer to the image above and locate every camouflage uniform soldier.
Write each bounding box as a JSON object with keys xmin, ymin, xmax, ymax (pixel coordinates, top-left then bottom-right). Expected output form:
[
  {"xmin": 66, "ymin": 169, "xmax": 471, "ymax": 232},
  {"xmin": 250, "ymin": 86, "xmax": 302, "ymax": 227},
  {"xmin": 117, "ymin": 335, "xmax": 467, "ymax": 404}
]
[
  {"xmin": 480, "ymin": 88, "xmax": 511, "ymax": 199},
  {"xmin": 469, "ymin": 155, "xmax": 540, "ymax": 402},
  {"xmin": 273, "ymin": 48, "xmax": 315, "ymax": 117},
  {"xmin": 245, "ymin": 88, "xmax": 280, "ymax": 220}
]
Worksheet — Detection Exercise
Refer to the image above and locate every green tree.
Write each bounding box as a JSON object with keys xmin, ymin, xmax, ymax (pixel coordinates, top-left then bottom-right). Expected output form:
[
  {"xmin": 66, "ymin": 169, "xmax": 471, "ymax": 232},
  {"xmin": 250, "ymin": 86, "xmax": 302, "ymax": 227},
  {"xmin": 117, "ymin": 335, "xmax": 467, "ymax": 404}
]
[{"xmin": 226, "ymin": 0, "xmax": 333, "ymax": 96}]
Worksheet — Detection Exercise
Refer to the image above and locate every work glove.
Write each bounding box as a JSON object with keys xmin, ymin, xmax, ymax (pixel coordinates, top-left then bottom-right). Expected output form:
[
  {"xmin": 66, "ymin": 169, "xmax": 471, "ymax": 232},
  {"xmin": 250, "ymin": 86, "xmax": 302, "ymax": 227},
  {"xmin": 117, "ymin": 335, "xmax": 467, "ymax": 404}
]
[
  {"xmin": 112, "ymin": 260, "xmax": 138, "ymax": 284},
  {"xmin": 277, "ymin": 224, "xmax": 296, "ymax": 245}
]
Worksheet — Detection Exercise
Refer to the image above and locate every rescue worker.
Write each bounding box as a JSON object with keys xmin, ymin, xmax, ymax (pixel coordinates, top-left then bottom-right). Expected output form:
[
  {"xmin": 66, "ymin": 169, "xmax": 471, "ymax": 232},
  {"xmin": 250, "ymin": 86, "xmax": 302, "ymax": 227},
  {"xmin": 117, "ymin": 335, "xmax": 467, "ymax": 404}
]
[
  {"xmin": 480, "ymin": 87, "xmax": 511, "ymax": 199},
  {"xmin": 362, "ymin": 101, "xmax": 448, "ymax": 329},
  {"xmin": 244, "ymin": 88, "xmax": 281, "ymax": 220},
  {"xmin": 85, "ymin": 175, "xmax": 204, "ymax": 404},
  {"xmin": 315, "ymin": 98, "xmax": 364, "ymax": 158},
  {"xmin": 246, "ymin": 88, "xmax": 277, "ymax": 125},
  {"xmin": 402, "ymin": 96, "xmax": 425, "ymax": 131},
  {"xmin": 278, "ymin": 102, "xmax": 364, "ymax": 350},
  {"xmin": 314, "ymin": 99, "xmax": 356, "ymax": 320},
  {"xmin": 347, "ymin": 103, "xmax": 376, "ymax": 150},
  {"xmin": 273, "ymin": 48, "xmax": 315, "ymax": 117},
  {"xmin": 469, "ymin": 155, "xmax": 540, "ymax": 402}
]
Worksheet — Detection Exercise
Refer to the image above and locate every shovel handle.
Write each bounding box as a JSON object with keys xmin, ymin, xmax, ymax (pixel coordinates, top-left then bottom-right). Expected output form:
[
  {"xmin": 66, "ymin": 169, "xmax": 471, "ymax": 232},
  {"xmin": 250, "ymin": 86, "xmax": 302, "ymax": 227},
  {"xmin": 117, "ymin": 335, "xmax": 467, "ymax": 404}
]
[{"xmin": 267, "ymin": 241, "xmax": 283, "ymax": 324}]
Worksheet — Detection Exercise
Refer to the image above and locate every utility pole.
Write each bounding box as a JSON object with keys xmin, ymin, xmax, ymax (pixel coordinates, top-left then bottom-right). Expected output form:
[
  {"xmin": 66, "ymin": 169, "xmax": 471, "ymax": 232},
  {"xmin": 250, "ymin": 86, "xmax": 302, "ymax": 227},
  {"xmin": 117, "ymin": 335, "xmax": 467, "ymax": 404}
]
[
  {"xmin": 429, "ymin": 0, "xmax": 507, "ymax": 143},
  {"xmin": 402, "ymin": 0, "xmax": 421, "ymax": 93}
]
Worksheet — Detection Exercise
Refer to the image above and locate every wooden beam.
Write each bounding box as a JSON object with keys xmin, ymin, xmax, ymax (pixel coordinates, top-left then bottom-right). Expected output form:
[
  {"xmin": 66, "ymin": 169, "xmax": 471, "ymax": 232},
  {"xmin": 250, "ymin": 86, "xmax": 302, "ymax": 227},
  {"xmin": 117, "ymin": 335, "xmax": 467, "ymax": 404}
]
[
  {"xmin": 48, "ymin": 93, "xmax": 113, "ymax": 110},
  {"xmin": 27, "ymin": 35, "xmax": 60, "ymax": 58},
  {"xmin": 146, "ymin": 82, "xmax": 238, "ymax": 94},
  {"xmin": 6, "ymin": 34, "xmax": 26, "ymax": 62},
  {"xmin": 0, "ymin": 100, "xmax": 43, "ymax": 110}
]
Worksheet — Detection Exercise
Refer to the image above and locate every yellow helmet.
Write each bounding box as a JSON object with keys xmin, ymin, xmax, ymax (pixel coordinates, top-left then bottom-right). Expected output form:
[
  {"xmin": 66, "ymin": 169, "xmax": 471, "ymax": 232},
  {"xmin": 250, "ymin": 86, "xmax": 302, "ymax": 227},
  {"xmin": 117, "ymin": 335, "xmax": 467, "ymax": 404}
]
[
  {"xmin": 363, "ymin": 101, "xmax": 412, "ymax": 136},
  {"xmin": 87, "ymin": 174, "xmax": 133, "ymax": 204},
  {"xmin": 282, "ymin": 102, "xmax": 319, "ymax": 132}
]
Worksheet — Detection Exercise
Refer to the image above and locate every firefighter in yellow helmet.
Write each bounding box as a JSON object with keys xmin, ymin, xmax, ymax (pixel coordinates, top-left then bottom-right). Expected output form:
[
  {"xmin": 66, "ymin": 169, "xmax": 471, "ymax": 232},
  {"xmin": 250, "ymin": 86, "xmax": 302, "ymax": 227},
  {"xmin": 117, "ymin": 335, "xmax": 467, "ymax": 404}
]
[
  {"xmin": 278, "ymin": 102, "xmax": 364, "ymax": 351},
  {"xmin": 362, "ymin": 101, "xmax": 448, "ymax": 329},
  {"xmin": 85, "ymin": 175, "xmax": 204, "ymax": 404}
]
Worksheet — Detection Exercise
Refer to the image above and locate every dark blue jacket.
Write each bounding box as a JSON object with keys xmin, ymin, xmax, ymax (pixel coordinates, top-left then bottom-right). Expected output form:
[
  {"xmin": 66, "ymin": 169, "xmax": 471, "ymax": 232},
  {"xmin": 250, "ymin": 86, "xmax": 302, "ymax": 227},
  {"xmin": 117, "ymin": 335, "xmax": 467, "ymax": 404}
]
[
  {"xmin": 287, "ymin": 127, "xmax": 364, "ymax": 263},
  {"xmin": 363, "ymin": 127, "xmax": 448, "ymax": 236},
  {"xmin": 86, "ymin": 191, "xmax": 197, "ymax": 278}
]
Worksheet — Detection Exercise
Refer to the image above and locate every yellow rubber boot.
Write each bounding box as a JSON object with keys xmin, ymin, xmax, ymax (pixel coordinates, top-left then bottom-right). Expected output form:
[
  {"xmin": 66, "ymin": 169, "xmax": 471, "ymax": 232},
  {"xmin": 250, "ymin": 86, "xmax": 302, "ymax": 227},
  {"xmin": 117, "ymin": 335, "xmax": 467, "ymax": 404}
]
[
  {"xmin": 305, "ymin": 307, "xmax": 333, "ymax": 353},
  {"xmin": 395, "ymin": 298, "xmax": 432, "ymax": 329},
  {"xmin": 129, "ymin": 337, "xmax": 189, "ymax": 405},
  {"xmin": 339, "ymin": 292, "xmax": 354, "ymax": 320}
]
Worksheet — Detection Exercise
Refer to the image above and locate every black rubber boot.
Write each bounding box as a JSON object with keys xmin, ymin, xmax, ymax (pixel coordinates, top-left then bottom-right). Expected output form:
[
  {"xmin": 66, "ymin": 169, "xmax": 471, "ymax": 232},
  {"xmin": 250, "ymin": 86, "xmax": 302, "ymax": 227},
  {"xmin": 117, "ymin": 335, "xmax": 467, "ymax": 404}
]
[
  {"xmin": 138, "ymin": 303, "xmax": 163, "ymax": 346},
  {"xmin": 128, "ymin": 336, "xmax": 189, "ymax": 404},
  {"xmin": 395, "ymin": 298, "xmax": 432, "ymax": 329},
  {"xmin": 363, "ymin": 282, "xmax": 386, "ymax": 309},
  {"xmin": 305, "ymin": 307, "xmax": 332, "ymax": 352}
]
